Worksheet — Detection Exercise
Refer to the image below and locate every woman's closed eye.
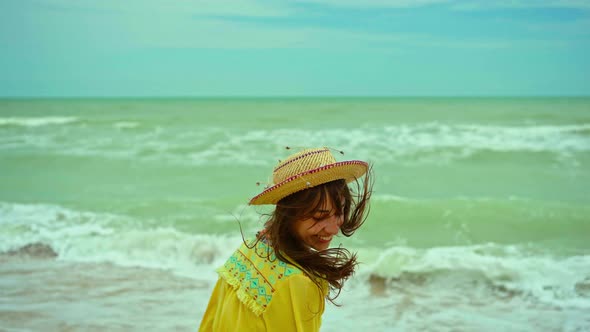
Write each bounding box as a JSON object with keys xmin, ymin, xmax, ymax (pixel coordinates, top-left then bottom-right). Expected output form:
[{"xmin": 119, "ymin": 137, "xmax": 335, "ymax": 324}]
[
  {"xmin": 312, "ymin": 209, "xmax": 344, "ymax": 221},
  {"xmin": 312, "ymin": 213, "xmax": 331, "ymax": 222}
]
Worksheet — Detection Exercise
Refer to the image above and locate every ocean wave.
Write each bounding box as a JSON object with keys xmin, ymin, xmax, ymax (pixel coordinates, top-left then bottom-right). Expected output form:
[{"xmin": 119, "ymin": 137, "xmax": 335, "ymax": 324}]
[
  {"xmin": 2, "ymin": 201, "xmax": 589, "ymax": 310},
  {"xmin": 0, "ymin": 116, "xmax": 78, "ymax": 127},
  {"xmin": 372, "ymin": 194, "xmax": 416, "ymax": 202},
  {"xmin": 189, "ymin": 123, "xmax": 590, "ymax": 165},
  {"xmin": 113, "ymin": 121, "xmax": 139, "ymax": 129},
  {"xmin": 0, "ymin": 202, "xmax": 240, "ymax": 278},
  {"xmin": 1, "ymin": 122, "xmax": 588, "ymax": 166},
  {"xmin": 356, "ymin": 244, "xmax": 590, "ymax": 309}
]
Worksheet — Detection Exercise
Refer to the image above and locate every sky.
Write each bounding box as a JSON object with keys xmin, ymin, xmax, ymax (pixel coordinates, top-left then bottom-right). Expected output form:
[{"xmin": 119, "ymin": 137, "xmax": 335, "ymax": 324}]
[{"xmin": 1, "ymin": 0, "xmax": 590, "ymax": 97}]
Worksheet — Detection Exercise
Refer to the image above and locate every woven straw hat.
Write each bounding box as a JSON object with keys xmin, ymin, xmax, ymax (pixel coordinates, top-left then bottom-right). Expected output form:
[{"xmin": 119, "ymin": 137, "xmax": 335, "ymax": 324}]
[{"xmin": 249, "ymin": 147, "xmax": 368, "ymax": 205}]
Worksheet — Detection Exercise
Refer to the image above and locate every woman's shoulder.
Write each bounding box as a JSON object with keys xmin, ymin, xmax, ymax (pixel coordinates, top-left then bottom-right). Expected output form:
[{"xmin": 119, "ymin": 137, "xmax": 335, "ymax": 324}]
[
  {"xmin": 223, "ymin": 239, "xmax": 305, "ymax": 282},
  {"xmin": 216, "ymin": 239, "xmax": 308, "ymax": 315}
]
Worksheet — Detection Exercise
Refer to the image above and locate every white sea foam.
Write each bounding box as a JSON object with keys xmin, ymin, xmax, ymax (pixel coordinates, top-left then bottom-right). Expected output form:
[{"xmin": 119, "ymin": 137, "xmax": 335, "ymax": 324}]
[
  {"xmin": 354, "ymin": 244, "xmax": 590, "ymax": 309},
  {"xmin": 151, "ymin": 123, "xmax": 590, "ymax": 166},
  {"xmin": 113, "ymin": 121, "xmax": 139, "ymax": 129},
  {"xmin": 3, "ymin": 122, "xmax": 588, "ymax": 166},
  {"xmin": 2, "ymin": 202, "xmax": 590, "ymax": 331},
  {"xmin": 2, "ymin": 201, "xmax": 589, "ymax": 311},
  {"xmin": 331, "ymin": 243, "xmax": 590, "ymax": 331},
  {"xmin": 0, "ymin": 202, "xmax": 238, "ymax": 280},
  {"xmin": 0, "ymin": 116, "xmax": 78, "ymax": 127},
  {"xmin": 372, "ymin": 194, "xmax": 415, "ymax": 202}
]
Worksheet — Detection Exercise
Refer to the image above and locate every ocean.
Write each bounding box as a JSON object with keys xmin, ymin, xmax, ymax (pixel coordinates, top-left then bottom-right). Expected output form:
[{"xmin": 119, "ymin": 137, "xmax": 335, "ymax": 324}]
[{"xmin": 1, "ymin": 97, "xmax": 589, "ymax": 331}]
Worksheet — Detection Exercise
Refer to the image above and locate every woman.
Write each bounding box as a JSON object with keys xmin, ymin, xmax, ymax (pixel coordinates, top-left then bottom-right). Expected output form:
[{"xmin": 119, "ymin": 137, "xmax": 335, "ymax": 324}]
[{"xmin": 199, "ymin": 147, "xmax": 372, "ymax": 331}]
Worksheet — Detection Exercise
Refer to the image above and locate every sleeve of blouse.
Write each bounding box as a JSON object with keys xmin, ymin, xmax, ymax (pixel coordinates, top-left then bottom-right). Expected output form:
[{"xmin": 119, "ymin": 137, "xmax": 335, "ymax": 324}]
[{"xmin": 263, "ymin": 274, "xmax": 325, "ymax": 332}]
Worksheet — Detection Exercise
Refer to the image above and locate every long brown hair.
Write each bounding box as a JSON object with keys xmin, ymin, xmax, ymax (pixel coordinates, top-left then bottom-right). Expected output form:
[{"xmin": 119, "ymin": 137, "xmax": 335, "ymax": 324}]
[{"xmin": 252, "ymin": 168, "xmax": 372, "ymax": 303}]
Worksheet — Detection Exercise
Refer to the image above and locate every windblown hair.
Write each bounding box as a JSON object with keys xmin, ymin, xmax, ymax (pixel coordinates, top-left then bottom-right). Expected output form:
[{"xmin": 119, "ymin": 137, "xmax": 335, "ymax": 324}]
[{"xmin": 251, "ymin": 168, "xmax": 372, "ymax": 304}]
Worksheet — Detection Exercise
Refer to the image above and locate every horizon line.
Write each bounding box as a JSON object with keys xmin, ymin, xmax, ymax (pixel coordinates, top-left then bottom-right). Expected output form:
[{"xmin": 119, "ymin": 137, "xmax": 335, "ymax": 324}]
[{"xmin": 1, "ymin": 95, "xmax": 590, "ymax": 100}]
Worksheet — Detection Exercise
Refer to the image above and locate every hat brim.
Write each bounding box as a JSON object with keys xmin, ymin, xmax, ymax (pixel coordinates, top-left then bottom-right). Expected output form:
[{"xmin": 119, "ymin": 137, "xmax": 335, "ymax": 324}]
[{"xmin": 249, "ymin": 160, "xmax": 368, "ymax": 205}]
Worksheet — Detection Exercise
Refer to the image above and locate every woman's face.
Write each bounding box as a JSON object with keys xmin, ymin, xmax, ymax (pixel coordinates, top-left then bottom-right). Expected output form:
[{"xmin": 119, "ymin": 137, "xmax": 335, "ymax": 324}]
[{"xmin": 292, "ymin": 198, "xmax": 343, "ymax": 251}]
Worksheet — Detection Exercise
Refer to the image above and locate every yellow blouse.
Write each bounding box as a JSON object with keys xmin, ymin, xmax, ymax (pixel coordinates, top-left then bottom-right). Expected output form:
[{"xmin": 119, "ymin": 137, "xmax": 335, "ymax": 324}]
[{"xmin": 199, "ymin": 240, "xmax": 326, "ymax": 332}]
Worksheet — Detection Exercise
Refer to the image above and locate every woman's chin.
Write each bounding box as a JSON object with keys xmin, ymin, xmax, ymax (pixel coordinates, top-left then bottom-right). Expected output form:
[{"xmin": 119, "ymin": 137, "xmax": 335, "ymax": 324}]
[{"xmin": 313, "ymin": 242, "xmax": 331, "ymax": 251}]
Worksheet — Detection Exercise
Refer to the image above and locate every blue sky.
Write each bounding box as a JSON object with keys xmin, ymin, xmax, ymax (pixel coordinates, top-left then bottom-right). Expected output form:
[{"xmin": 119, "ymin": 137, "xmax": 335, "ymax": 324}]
[{"xmin": 1, "ymin": 0, "xmax": 589, "ymax": 97}]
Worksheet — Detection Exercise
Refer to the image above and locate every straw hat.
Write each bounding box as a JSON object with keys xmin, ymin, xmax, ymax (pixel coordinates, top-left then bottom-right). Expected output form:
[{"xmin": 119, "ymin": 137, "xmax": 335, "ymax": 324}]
[{"xmin": 249, "ymin": 147, "xmax": 368, "ymax": 205}]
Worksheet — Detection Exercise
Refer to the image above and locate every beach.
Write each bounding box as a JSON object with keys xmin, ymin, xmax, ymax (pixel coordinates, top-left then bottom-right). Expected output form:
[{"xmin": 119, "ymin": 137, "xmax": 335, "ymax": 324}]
[{"xmin": 1, "ymin": 97, "xmax": 589, "ymax": 331}]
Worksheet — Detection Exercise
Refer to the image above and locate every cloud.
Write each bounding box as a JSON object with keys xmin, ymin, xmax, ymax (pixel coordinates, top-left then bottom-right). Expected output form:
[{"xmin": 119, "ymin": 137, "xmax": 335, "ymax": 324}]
[
  {"xmin": 4, "ymin": 0, "xmax": 404, "ymax": 51},
  {"xmin": 128, "ymin": 17, "xmax": 565, "ymax": 51},
  {"xmin": 4, "ymin": 0, "xmax": 581, "ymax": 53},
  {"xmin": 450, "ymin": 0, "xmax": 590, "ymax": 10},
  {"xmin": 411, "ymin": 37, "xmax": 571, "ymax": 50},
  {"xmin": 294, "ymin": 0, "xmax": 450, "ymax": 8},
  {"xmin": 119, "ymin": 18, "xmax": 406, "ymax": 50},
  {"xmin": 524, "ymin": 18, "xmax": 590, "ymax": 35},
  {"xmin": 295, "ymin": 0, "xmax": 590, "ymax": 10},
  {"xmin": 28, "ymin": 0, "xmax": 293, "ymax": 18}
]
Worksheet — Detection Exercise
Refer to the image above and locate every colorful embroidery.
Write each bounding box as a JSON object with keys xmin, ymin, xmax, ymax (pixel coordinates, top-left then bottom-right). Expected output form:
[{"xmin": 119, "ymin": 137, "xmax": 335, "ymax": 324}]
[{"xmin": 217, "ymin": 240, "xmax": 302, "ymax": 316}]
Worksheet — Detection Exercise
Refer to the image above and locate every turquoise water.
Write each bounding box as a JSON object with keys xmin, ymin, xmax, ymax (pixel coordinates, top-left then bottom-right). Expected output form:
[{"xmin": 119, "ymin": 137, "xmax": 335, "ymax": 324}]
[{"xmin": 1, "ymin": 97, "xmax": 589, "ymax": 331}]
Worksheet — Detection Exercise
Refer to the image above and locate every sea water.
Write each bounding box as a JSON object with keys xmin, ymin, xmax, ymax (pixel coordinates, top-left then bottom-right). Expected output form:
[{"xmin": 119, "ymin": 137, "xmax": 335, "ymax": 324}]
[{"xmin": 1, "ymin": 97, "xmax": 589, "ymax": 331}]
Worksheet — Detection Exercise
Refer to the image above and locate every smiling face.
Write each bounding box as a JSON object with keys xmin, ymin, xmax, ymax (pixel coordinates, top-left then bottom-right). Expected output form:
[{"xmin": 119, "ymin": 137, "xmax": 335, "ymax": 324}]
[
  {"xmin": 291, "ymin": 196, "xmax": 344, "ymax": 251},
  {"xmin": 267, "ymin": 179, "xmax": 352, "ymax": 253}
]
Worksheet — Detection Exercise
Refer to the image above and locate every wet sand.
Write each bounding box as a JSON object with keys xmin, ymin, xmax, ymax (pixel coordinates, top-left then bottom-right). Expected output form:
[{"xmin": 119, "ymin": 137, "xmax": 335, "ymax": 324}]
[{"xmin": 0, "ymin": 255, "xmax": 210, "ymax": 332}]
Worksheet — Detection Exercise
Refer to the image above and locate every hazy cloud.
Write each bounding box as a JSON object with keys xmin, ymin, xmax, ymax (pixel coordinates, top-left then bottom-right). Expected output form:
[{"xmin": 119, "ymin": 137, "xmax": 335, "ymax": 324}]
[
  {"xmin": 27, "ymin": 0, "xmax": 293, "ymax": 17},
  {"xmin": 296, "ymin": 0, "xmax": 590, "ymax": 10}
]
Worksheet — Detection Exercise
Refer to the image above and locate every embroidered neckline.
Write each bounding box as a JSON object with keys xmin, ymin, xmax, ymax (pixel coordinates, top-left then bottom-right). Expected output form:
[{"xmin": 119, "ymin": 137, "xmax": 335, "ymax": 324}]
[{"xmin": 217, "ymin": 240, "xmax": 302, "ymax": 316}]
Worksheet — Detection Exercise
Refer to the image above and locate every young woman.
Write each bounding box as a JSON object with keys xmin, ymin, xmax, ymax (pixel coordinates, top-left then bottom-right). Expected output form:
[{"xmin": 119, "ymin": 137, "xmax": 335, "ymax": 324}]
[{"xmin": 199, "ymin": 147, "xmax": 372, "ymax": 332}]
